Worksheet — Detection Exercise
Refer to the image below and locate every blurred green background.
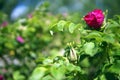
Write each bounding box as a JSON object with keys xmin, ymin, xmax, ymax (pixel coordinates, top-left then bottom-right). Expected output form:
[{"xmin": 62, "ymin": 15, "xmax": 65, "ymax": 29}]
[{"xmin": 0, "ymin": 0, "xmax": 120, "ymax": 21}]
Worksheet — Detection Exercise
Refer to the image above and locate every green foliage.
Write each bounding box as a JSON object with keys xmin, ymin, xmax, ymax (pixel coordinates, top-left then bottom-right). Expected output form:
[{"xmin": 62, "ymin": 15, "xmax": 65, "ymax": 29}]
[
  {"xmin": 0, "ymin": 4, "xmax": 57, "ymax": 80},
  {"xmin": 0, "ymin": 3, "xmax": 81, "ymax": 80},
  {"xmin": 30, "ymin": 56, "xmax": 81, "ymax": 80}
]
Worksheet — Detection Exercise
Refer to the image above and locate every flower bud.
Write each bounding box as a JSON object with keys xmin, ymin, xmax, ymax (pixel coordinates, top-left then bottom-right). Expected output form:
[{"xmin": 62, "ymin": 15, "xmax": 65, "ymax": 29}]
[{"xmin": 69, "ymin": 48, "xmax": 77, "ymax": 61}]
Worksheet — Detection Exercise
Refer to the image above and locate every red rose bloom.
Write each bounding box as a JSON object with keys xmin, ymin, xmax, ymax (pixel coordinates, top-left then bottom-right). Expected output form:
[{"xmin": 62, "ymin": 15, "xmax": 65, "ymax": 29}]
[{"xmin": 84, "ymin": 9, "xmax": 104, "ymax": 29}]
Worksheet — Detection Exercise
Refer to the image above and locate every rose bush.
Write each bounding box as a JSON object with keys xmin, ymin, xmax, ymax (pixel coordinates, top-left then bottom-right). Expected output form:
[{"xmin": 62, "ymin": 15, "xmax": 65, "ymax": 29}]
[
  {"xmin": 1, "ymin": 2, "xmax": 120, "ymax": 79},
  {"xmin": 84, "ymin": 9, "xmax": 104, "ymax": 29},
  {"xmin": 30, "ymin": 9, "xmax": 120, "ymax": 80}
]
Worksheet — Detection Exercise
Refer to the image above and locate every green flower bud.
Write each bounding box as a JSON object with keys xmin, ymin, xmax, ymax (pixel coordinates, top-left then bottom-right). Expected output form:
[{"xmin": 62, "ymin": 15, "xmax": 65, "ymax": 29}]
[{"xmin": 69, "ymin": 48, "xmax": 77, "ymax": 61}]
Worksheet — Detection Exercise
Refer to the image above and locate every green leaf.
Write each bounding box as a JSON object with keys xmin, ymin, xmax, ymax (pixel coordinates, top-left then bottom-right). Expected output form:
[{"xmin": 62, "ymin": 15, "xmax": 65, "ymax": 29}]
[
  {"xmin": 69, "ymin": 23, "xmax": 76, "ymax": 33},
  {"xmin": 43, "ymin": 58, "xmax": 53, "ymax": 65},
  {"xmin": 102, "ymin": 34, "xmax": 115, "ymax": 44},
  {"xmin": 80, "ymin": 57, "xmax": 90, "ymax": 67},
  {"xmin": 29, "ymin": 67, "xmax": 47, "ymax": 80},
  {"xmin": 115, "ymin": 15, "xmax": 120, "ymax": 24},
  {"xmin": 13, "ymin": 71, "xmax": 25, "ymax": 80},
  {"xmin": 50, "ymin": 66, "xmax": 65, "ymax": 80},
  {"xmin": 108, "ymin": 19, "xmax": 119, "ymax": 26},
  {"xmin": 85, "ymin": 31, "xmax": 102, "ymax": 41},
  {"xmin": 42, "ymin": 75, "xmax": 54, "ymax": 80},
  {"xmin": 83, "ymin": 42, "xmax": 96, "ymax": 56},
  {"xmin": 5, "ymin": 42, "xmax": 14, "ymax": 49},
  {"xmin": 94, "ymin": 74, "xmax": 107, "ymax": 80},
  {"xmin": 67, "ymin": 63, "xmax": 81, "ymax": 72},
  {"xmin": 107, "ymin": 60, "xmax": 120, "ymax": 74},
  {"xmin": 57, "ymin": 20, "xmax": 66, "ymax": 31},
  {"xmin": 50, "ymin": 30, "xmax": 54, "ymax": 36},
  {"xmin": 28, "ymin": 27, "xmax": 36, "ymax": 32}
]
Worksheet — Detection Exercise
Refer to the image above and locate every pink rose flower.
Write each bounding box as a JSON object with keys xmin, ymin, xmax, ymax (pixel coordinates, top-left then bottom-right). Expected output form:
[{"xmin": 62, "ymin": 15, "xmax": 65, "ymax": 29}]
[
  {"xmin": 16, "ymin": 36, "xmax": 25, "ymax": 43},
  {"xmin": 27, "ymin": 14, "xmax": 33, "ymax": 19},
  {"xmin": 0, "ymin": 75, "xmax": 4, "ymax": 80},
  {"xmin": 84, "ymin": 9, "xmax": 104, "ymax": 29},
  {"xmin": 1, "ymin": 21, "xmax": 8, "ymax": 27}
]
